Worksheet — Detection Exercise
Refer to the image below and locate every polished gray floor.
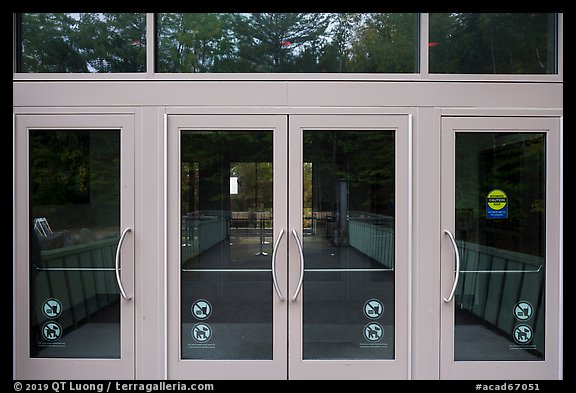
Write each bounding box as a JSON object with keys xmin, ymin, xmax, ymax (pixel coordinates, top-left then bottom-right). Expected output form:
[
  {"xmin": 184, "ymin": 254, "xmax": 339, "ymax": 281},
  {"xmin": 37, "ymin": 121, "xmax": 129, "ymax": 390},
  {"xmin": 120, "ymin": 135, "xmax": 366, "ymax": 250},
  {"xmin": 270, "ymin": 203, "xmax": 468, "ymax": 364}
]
[{"xmin": 35, "ymin": 232, "xmax": 541, "ymax": 362}]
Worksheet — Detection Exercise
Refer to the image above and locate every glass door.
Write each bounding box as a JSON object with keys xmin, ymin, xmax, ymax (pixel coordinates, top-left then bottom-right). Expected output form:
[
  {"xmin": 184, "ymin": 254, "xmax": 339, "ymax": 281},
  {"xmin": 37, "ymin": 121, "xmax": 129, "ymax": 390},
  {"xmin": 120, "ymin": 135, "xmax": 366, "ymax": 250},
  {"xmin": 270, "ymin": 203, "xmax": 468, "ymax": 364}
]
[
  {"xmin": 167, "ymin": 115, "xmax": 288, "ymax": 379},
  {"xmin": 440, "ymin": 116, "xmax": 561, "ymax": 379},
  {"xmin": 288, "ymin": 115, "xmax": 410, "ymax": 379},
  {"xmin": 14, "ymin": 114, "xmax": 135, "ymax": 379},
  {"xmin": 167, "ymin": 114, "xmax": 410, "ymax": 379}
]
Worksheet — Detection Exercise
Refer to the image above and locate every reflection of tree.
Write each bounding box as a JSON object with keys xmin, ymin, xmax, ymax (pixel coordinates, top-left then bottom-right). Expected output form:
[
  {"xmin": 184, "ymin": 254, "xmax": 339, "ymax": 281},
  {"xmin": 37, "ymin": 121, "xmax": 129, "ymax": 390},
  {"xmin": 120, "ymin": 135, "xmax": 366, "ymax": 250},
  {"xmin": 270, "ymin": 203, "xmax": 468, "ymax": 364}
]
[
  {"xmin": 158, "ymin": 12, "xmax": 417, "ymax": 73},
  {"xmin": 230, "ymin": 163, "xmax": 273, "ymax": 212},
  {"xmin": 181, "ymin": 131, "xmax": 273, "ymax": 214},
  {"xmin": 229, "ymin": 13, "xmax": 331, "ymax": 72},
  {"xmin": 30, "ymin": 131, "xmax": 120, "ymax": 229},
  {"xmin": 429, "ymin": 13, "xmax": 555, "ymax": 74},
  {"xmin": 78, "ymin": 13, "xmax": 146, "ymax": 72},
  {"xmin": 455, "ymin": 133, "xmax": 545, "ymax": 256},
  {"xmin": 20, "ymin": 13, "xmax": 88, "ymax": 72},
  {"xmin": 347, "ymin": 13, "xmax": 419, "ymax": 73},
  {"xmin": 303, "ymin": 131, "xmax": 395, "ymax": 216},
  {"xmin": 303, "ymin": 162, "xmax": 313, "ymax": 213},
  {"xmin": 20, "ymin": 13, "xmax": 146, "ymax": 72},
  {"xmin": 157, "ymin": 13, "xmax": 235, "ymax": 73},
  {"xmin": 21, "ymin": 12, "xmax": 554, "ymax": 74}
]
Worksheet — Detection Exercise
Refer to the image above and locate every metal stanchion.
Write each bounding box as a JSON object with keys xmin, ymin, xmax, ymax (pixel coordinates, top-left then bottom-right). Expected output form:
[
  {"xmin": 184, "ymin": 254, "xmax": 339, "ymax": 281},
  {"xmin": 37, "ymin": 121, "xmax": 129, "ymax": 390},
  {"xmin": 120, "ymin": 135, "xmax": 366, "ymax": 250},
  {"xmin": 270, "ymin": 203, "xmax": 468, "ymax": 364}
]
[{"xmin": 255, "ymin": 212, "xmax": 268, "ymax": 256}]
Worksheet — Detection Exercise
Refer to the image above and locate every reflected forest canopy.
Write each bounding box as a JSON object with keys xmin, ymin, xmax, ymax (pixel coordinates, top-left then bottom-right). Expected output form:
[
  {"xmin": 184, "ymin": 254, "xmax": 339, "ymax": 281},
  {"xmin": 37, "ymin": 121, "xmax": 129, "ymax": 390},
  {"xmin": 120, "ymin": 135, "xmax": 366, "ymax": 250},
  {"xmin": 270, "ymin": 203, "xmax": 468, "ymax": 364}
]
[
  {"xmin": 156, "ymin": 13, "xmax": 418, "ymax": 73},
  {"xmin": 20, "ymin": 13, "xmax": 554, "ymax": 74}
]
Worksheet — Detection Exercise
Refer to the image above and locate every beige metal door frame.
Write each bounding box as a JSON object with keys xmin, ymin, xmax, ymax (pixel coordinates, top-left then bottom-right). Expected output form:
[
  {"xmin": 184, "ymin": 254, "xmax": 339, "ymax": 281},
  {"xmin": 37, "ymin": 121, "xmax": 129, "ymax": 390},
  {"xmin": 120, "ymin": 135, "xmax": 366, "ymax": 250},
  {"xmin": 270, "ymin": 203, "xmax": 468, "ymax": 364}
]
[
  {"xmin": 13, "ymin": 107, "xmax": 562, "ymax": 380},
  {"xmin": 14, "ymin": 113, "xmax": 136, "ymax": 380},
  {"xmin": 439, "ymin": 116, "xmax": 561, "ymax": 379},
  {"xmin": 288, "ymin": 114, "xmax": 411, "ymax": 379},
  {"xmin": 166, "ymin": 114, "xmax": 288, "ymax": 379},
  {"xmin": 166, "ymin": 113, "xmax": 411, "ymax": 379}
]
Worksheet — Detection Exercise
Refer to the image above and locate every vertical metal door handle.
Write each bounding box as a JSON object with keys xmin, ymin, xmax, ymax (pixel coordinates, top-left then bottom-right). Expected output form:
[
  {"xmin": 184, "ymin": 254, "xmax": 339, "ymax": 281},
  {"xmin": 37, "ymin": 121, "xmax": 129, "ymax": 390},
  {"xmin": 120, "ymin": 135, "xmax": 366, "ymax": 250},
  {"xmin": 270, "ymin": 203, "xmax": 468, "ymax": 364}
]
[
  {"xmin": 292, "ymin": 229, "xmax": 304, "ymax": 302},
  {"xmin": 443, "ymin": 229, "xmax": 460, "ymax": 303},
  {"xmin": 271, "ymin": 229, "xmax": 285, "ymax": 301},
  {"xmin": 115, "ymin": 227, "xmax": 132, "ymax": 301}
]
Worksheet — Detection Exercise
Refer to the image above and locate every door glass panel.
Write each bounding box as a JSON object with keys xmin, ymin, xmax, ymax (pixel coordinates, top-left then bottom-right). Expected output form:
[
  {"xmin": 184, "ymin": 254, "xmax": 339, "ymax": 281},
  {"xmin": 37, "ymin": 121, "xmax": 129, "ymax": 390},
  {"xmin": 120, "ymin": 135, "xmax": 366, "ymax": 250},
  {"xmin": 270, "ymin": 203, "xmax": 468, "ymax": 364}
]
[
  {"xmin": 454, "ymin": 132, "xmax": 545, "ymax": 361},
  {"xmin": 180, "ymin": 130, "xmax": 274, "ymax": 360},
  {"xmin": 302, "ymin": 131, "xmax": 395, "ymax": 360},
  {"xmin": 29, "ymin": 130, "xmax": 121, "ymax": 358}
]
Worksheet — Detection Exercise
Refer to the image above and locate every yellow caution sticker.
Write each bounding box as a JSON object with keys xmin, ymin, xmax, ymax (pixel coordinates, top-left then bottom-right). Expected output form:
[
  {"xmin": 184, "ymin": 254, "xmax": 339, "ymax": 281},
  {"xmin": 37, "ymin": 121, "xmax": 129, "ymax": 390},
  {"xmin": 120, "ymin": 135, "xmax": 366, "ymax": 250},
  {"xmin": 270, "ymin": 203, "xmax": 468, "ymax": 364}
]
[{"xmin": 486, "ymin": 189, "xmax": 508, "ymax": 219}]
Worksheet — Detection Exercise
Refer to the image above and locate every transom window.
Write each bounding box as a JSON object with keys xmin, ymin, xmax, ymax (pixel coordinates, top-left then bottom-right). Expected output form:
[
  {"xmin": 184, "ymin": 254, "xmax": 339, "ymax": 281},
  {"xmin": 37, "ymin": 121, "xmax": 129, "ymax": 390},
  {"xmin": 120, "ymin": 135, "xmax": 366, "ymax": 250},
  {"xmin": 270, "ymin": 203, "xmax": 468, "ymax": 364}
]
[{"xmin": 15, "ymin": 13, "xmax": 559, "ymax": 76}]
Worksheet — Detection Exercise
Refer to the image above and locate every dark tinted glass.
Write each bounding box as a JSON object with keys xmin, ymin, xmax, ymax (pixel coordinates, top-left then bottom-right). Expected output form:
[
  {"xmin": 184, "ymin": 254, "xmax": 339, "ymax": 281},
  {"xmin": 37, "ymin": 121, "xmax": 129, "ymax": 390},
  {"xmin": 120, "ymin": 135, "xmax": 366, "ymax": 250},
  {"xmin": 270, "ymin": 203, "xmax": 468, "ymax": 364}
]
[
  {"xmin": 302, "ymin": 130, "xmax": 396, "ymax": 360},
  {"xmin": 180, "ymin": 130, "xmax": 274, "ymax": 360},
  {"xmin": 454, "ymin": 132, "xmax": 545, "ymax": 361},
  {"xmin": 429, "ymin": 13, "xmax": 557, "ymax": 74},
  {"xmin": 29, "ymin": 130, "xmax": 121, "ymax": 358}
]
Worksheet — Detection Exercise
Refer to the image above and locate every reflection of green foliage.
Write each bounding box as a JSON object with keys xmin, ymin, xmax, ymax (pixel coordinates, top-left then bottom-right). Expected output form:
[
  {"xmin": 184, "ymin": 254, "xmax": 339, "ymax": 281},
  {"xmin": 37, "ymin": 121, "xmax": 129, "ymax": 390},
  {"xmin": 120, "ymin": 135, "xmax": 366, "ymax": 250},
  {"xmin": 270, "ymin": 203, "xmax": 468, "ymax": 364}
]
[
  {"xmin": 455, "ymin": 133, "xmax": 545, "ymax": 255},
  {"xmin": 181, "ymin": 131, "xmax": 273, "ymax": 213},
  {"xmin": 181, "ymin": 130, "xmax": 395, "ymax": 218},
  {"xmin": 303, "ymin": 162, "xmax": 313, "ymax": 209},
  {"xmin": 530, "ymin": 199, "xmax": 544, "ymax": 213},
  {"xmin": 30, "ymin": 132, "xmax": 88, "ymax": 207},
  {"xmin": 158, "ymin": 13, "xmax": 419, "ymax": 73},
  {"xmin": 304, "ymin": 131, "xmax": 395, "ymax": 215},
  {"xmin": 429, "ymin": 13, "xmax": 555, "ymax": 74},
  {"xmin": 347, "ymin": 13, "xmax": 419, "ymax": 73},
  {"xmin": 229, "ymin": 13, "xmax": 331, "ymax": 72},
  {"xmin": 157, "ymin": 13, "xmax": 235, "ymax": 72},
  {"xmin": 20, "ymin": 13, "xmax": 146, "ymax": 72},
  {"xmin": 30, "ymin": 131, "xmax": 120, "ymax": 229},
  {"xmin": 230, "ymin": 162, "xmax": 273, "ymax": 211},
  {"xmin": 21, "ymin": 12, "xmax": 554, "ymax": 74},
  {"xmin": 157, "ymin": 12, "xmax": 553, "ymax": 74},
  {"xmin": 20, "ymin": 13, "xmax": 87, "ymax": 72}
]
